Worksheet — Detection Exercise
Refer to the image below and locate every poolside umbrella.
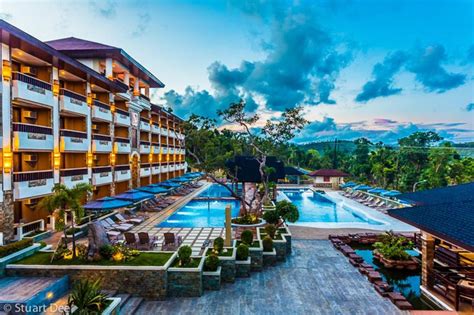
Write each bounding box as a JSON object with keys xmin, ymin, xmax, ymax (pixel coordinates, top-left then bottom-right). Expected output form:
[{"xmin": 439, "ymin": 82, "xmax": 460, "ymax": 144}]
[
  {"xmin": 83, "ymin": 197, "xmax": 133, "ymax": 211},
  {"xmin": 159, "ymin": 181, "xmax": 181, "ymax": 188},
  {"xmin": 169, "ymin": 177, "xmax": 191, "ymax": 183},
  {"xmin": 354, "ymin": 185, "xmax": 372, "ymax": 191},
  {"xmin": 373, "ymin": 189, "xmax": 390, "ymax": 195},
  {"xmin": 137, "ymin": 185, "xmax": 170, "ymax": 195},
  {"xmin": 368, "ymin": 188, "xmax": 384, "ymax": 194},
  {"xmin": 114, "ymin": 189, "xmax": 154, "ymax": 202},
  {"xmin": 341, "ymin": 182, "xmax": 357, "ymax": 188},
  {"xmin": 381, "ymin": 190, "xmax": 401, "ymax": 197}
]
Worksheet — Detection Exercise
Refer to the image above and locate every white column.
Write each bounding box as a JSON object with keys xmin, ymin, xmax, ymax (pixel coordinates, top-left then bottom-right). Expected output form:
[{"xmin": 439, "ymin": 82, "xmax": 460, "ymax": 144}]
[
  {"xmin": 123, "ymin": 72, "xmax": 130, "ymax": 86},
  {"xmin": 1, "ymin": 43, "xmax": 12, "ymax": 191},
  {"xmin": 105, "ymin": 58, "xmax": 113, "ymax": 79},
  {"xmin": 52, "ymin": 67, "xmax": 60, "ymax": 184},
  {"xmin": 133, "ymin": 79, "xmax": 139, "ymax": 96}
]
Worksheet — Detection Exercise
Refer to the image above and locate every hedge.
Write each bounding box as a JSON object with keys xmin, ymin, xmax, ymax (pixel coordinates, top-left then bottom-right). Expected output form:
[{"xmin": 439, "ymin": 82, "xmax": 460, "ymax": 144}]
[{"xmin": 0, "ymin": 238, "xmax": 34, "ymax": 258}]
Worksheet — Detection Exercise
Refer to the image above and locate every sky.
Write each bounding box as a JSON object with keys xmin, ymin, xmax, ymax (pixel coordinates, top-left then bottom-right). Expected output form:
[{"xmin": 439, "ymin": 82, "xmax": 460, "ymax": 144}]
[{"xmin": 1, "ymin": 0, "xmax": 473, "ymax": 144}]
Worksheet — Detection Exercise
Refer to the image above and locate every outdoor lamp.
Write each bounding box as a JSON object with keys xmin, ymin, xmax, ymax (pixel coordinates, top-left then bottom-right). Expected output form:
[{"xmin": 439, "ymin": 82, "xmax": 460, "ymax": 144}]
[
  {"xmin": 3, "ymin": 151, "xmax": 12, "ymax": 173},
  {"xmin": 53, "ymin": 152, "xmax": 61, "ymax": 169},
  {"xmin": 52, "ymin": 79, "xmax": 60, "ymax": 96},
  {"xmin": 86, "ymin": 93, "xmax": 93, "ymax": 106},
  {"xmin": 2, "ymin": 60, "xmax": 12, "ymax": 81}
]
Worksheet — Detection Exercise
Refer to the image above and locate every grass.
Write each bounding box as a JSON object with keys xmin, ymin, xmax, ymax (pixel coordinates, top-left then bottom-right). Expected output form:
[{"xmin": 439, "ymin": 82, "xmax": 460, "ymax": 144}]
[
  {"xmin": 13, "ymin": 252, "xmax": 173, "ymax": 266},
  {"xmin": 236, "ymin": 240, "xmax": 260, "ymax": 248},
  {"xmin": 171, "ymin": 257, "xmax": 202, "ymax": 268},
  {"xmin": 205, "ymin": 247, "xmax": 234, "ymax": 257}
]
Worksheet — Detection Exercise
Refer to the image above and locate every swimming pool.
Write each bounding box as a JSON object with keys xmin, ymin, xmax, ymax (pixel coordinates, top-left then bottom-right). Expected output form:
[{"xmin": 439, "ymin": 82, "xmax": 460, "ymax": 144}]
[
  {"xmin": 157, "ymin": 199, "xmax": 240, "ymax": 228},
  {"xmin": 279, "ymin": 189, "xmax": 383, "ymax": 226},
  {"xmin": 198, "ymin": 183, "xmax": 239, "ymax": 198}
]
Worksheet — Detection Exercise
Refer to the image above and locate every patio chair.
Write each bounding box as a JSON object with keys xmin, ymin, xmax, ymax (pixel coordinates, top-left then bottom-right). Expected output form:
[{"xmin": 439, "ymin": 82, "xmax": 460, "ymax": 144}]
[
  {"xmin": 116, "ymin": 213, "xmax": 144, "ymax": 225},
  {"xmin": 138, "ymin": 232, "xmax": 160, "ymax": 250},
  {"xmin": 104, "ymin": 218, "xmax": 133, "ymax": 231},
  {"xmin": 161, "ymin": 232, "xmax": 183, "ymax": 251},
  {"xmin": 124, "ymin": 232, "xmax": 138, "ymax": 249}
]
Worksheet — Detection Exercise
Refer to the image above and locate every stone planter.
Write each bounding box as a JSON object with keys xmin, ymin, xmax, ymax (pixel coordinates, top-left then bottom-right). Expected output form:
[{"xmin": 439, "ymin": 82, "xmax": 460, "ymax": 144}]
[
  {"xmin": 257, "ymin": 227, "xmax": 287, "ymax": 261},
  {"xmin": 233, "ymin": 240, "xmax": 263, "ymax": 272},
  {"xmin": 202, "ymin": 266, "xmax": 222, "ymax": 291},
  {"xmin": 262, "ymin": 248, "xmax": 277, "ymax": 266},
  {"xmin": 24, "ymin": 230, "xmax": 52, "ymax": 242},
  {"xmin": 215, "ymin": 247, "xmax": 236, "ymax": 283},
  {"xmin": 235, "ymin": 257, "xmax": 251, "ymax": 278},
  {"xmin": 373, "ymin": 250, "xmax": 418, "ymax": 270},
  {"xmin": 0, "ymin": 243, "xmax": 41, "ymax": 276},
  {"xmin": 230, "ymin": 218, "xmax": 265, "ymax": 228},
  {"xmin": 167, "ymin": 256, "xmax": 205, "ymax": 297},
  {"xmin": 71, "ymin": 297, "xmax": 121, "ymax": 315},
  {"xmin": 279, "ymin": 225, "xmax": 292, "ymax": 254}
]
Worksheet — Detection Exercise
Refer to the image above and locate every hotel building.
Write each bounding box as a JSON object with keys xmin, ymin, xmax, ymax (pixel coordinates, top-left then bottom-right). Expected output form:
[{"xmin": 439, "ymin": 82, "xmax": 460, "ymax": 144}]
[{"xmin": 0, "ymin": 20, "xmax": 186, "ymax": 242}]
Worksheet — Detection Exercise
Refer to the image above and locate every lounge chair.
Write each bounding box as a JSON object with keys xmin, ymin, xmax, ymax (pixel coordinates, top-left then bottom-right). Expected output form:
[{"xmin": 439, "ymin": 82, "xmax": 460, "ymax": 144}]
[
  {"xmin": 138, "ymin": 232, "xmax": 159, "ymax": 250},
  {"xmin": 161, "ymin": 232, "xmax": 183, "ymax": 251},
  {"xmin": 124, "ymin": 232, "xmax": 138, "ymax": 248},
  {"xmin": 116, "ymin": 213, "xmax": 144, "ymax": 225},
  {"xmin": 103, "ymin": 218, "xmax": 133, "ymax": 231}
]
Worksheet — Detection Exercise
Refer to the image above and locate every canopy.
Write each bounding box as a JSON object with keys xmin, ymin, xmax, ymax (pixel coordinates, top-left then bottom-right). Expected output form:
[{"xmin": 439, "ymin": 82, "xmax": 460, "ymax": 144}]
[
  {"xmin": 136, "ymin": 185, "xmax": 170, "ymax": 194},
  {"xmin": 368, "ymin": 188, "xmax": 384, "ymax": 194},
  {"xmin": 113, "ymin": 189, "xmax": 154, "ymax": 202},
  {"xmin": 83, "ymin": 197, "xmax": 133, "ymax": 210},
  {"xmin": 354, "ymin": 185, "xmax": 372, "ymax": 191},
  {"xmin": 381, "ymin": 190, "xmax": 401, "ymax": 197},
  {"xmin": 169, "ymin": 177, "xmax": 192, "ymax": 183},
  {"xmin": 159, "ymin": 181, "xmax": 181, "ymax": 188},
  {"xmin": 341, "ymin": 182, "xmax": 357, "ymax": 188}
]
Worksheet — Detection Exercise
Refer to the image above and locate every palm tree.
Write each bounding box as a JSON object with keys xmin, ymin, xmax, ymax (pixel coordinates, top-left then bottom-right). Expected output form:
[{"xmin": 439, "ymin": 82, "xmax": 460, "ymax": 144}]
[{"xmin": 39, "ymin": 183, "xmax": 92, "ymax": 259}]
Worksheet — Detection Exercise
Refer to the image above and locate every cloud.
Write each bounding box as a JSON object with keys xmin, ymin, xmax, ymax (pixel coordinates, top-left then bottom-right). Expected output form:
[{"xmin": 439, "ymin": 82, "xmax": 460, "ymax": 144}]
[
  {"xmin": 0, "ymin": 13, "xmax": 12, "ymax": 20},
  {"xmin": 373, "ymin": 118, "xmax": 398, "ymax": 125},
  {"xmin": 89, "ymin": 0, "xmax": 117, "ymax": 18},
  {"xmin": 355, "ymin": 51, "xmax": 407, "ymax": 102},
  {"xmin": 466, "ymin": 103, "xmax": 474, "ymax": 111},
  {"xmin": 132, "ymin": 12, "xmax": 151, "ymax": 37}
]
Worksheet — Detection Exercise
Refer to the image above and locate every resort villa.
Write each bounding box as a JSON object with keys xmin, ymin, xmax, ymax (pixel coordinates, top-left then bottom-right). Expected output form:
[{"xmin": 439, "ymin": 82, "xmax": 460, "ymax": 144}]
[{"xmin": 0, "ymin": 20, "xmax": 473, "ymax": 315}]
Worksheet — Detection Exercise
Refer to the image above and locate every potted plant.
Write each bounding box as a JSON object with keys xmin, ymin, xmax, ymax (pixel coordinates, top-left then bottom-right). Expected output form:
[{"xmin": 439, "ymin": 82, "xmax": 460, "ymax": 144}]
[
  {"xmin": 167, "ymin": 245, "xmax": 204, "ymax": 297},
  {"xmin": 236, "ymin": 230, "xmax": 263, "ymax": 271},
  {"xmin": 258, "ymin": 224, "xmax": 288, "ymax": 261},
  {"xmin": 235, "ymin": 244, "xmax": 251, "ymax": 277},
  {"xmin": 206, "ymin": 237, "xmax": 236, "ymax": 283},
  {"xmin": 262, "ymin": 236, "xmax": 276, "ymax": 266},
  {"xmin": 372, "ymin": 231, "xmax": 418, "ymax": 270},
  {"xmin": 68, "ymin": 279, "xmax": 120, "ymax": 315},
  {"xmin": 202, "ymin": 254, "xmax": 222, "ymax": 290}
]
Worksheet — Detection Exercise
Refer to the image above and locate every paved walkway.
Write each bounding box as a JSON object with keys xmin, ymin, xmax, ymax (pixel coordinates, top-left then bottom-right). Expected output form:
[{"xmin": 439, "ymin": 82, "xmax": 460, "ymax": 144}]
[{"xmin": 135, "ymin": 240, "xmax": 403, "ymax": 315}]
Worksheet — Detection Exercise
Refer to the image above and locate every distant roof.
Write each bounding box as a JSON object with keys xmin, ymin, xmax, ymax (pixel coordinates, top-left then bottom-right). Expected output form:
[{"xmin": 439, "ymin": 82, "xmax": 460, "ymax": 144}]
[
  {"xmin": 389, "ymin": 199, "xmax": 474, "ymax": 252},
  {"xmin": 46, "ymin": 37, "xmax": 165, "ymax": 88},
  {"xmin": 308, "ymin": 169, "xmax": 349, "ymax": 177},
  {"xmin": 396, "ymin": 182, "xmax": 474, "ymax": 206},
  {"xmin": 284, "ymin": 166, "xmax": 306, "ymax": 176},
  {"xmin": 225, "ymin": 156, "xmax": 285, "ymax": 183}
]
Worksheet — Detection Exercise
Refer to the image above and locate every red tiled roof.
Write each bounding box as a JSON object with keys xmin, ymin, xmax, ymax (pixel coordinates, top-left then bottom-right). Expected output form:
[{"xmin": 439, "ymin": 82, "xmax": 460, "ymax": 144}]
[
  {"xmin": 308, "ymin": 169, "xmax": 349, "ymax": 177},
  {"xmin": 46, "ymin": 37, "xmax": 118, "ymax": 51}
]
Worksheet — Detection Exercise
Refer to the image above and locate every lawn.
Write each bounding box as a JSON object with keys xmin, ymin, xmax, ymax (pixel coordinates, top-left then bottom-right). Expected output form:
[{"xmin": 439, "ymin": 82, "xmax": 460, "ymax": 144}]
[{"xmin": 13, "ymin": 252, "xmax": 173, "ymax": 267}]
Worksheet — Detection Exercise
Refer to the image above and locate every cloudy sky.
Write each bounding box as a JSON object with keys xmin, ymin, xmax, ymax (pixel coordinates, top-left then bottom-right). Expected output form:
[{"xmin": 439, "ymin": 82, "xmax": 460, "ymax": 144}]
[{"xmin": 2, "ymin": 0, "xmax": 473, "ymax": 143}]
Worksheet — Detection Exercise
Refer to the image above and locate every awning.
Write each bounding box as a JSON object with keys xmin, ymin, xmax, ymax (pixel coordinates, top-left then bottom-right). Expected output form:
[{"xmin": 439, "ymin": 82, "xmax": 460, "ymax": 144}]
[
  {"xmin": 113, "ymin": 189, "xmax": 155, "ymax": 202},
  {"xmin": 159, "ymin": 181, "xmax": 181, "ymax": 188},
  {"xmin": 381, "ymin": 190, "xmax": 401, "ymax": 197},
  {"xmin": 354, "ymin": 185, "xmax": 372, "ymax": 191},
  {"xmin": 83, "ymin": 197, "xmax": 133, "ymax": 210},
  {"xmin": 136, "ymin": 185, "xmax": 170, "ymax": 194}
]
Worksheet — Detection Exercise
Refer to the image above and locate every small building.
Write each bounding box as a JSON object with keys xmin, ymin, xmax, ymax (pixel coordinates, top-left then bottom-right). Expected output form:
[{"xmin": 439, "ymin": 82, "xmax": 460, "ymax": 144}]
[
  {"xmin": 308, "ymin": 169, "xmax": 349, "ymax": 188},
  {"xmin": 389, "ymin": 182, "xmax": 474, "ymax": 312}
]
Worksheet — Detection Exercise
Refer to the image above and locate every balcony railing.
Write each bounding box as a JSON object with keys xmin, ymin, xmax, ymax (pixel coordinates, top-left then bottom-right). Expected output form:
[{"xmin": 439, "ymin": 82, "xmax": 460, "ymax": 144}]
[
  {"xmin": 115, "ymin": 108, "xmax": 129, "ymax": 116},
  {"xmin": 60, "ymin": 129, "xmax": 88, "ymax": 138},
  {"xmin": 13, "ymin": 123, "xmax": 54, "ymax": 151},
  {"xmin": 13, "ymin": 170, "xmax": 54, "ymax": 182},
  {"xmin": 60, "ymin": 89, "xmax": 87, "ymax": 102},
  {"xmin": 59, "ymin": 167, "xmax": 88, "ymax": 177},
  {"xmin": 13, "ymin": 72, "xmax": 51, "ymax": 90},
  {"xmin": 115, "ymin": 137, "xmax": 130, "ymax": 144},
  {"xmin": 93, "ymin": 100, "xmax": 110, "ymax": 110},
  {"xmin": 92, "ymin": 166, "xmax": 112, "ymax": 173},
  {"xmin": 92, "ymin": 100, "xmax": 112, "ymax": 122},
  {"xmin": 115, "ymin": 165, "xmax": 130, "ymax": 171},
  {"xmin": 13, "ymin": 122, "xmax": 52, "ymax": 135},
  {"xmin": 92, "ymin": 166, "xmax": 112, "ymax": 186},
  {"xmin": 92, "ymin": 134, "xmax": 111, "ymax": 141}
]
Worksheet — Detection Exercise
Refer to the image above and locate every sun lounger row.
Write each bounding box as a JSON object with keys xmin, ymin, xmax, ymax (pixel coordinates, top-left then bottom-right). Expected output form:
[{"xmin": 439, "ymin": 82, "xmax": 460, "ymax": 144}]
[{"xmin": 341, "ymin": 190, "xmax": 395, "ymax": 212}]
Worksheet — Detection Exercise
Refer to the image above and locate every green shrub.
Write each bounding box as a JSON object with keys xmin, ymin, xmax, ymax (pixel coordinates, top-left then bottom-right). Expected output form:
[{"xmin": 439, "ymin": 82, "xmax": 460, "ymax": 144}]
[
  {"xmin": 178, "ymin": 245, "xmax": 192, "ymax": 266},
  {"xmin": 75, "ymin": 244, "xmax": 88, "ymax": 261},
  {"xmin": 236, "ymin": 244, "xmax": 249, "ymax": 261},
  {"xmin": 373, "ymin": 231, "xmax": 414, "ymax": 261},
  {"xmin": 264, "ymin": 224, "xmax": 277, "ymax": 239},
  {"xmin": 39, "ymin": 241, "xmax": 47, "ymax": 248},
  {"xmin": 241, "ymin": 230, "xmax": 253, "ymax": 245},
  {"xmin": 213, "ymin": 237, "xmax": 224, "ymax": 253},
  {"xmin": 99, "ymin": 245, "xmax": 114, "ymax": 260},
  {"xmin": 262, "ymin": 210, "xmax": 279, "ymax": 225},
  {"xmin": 0, "ymin": 238, "xmax": 33, "ymax": 258},
  {"xmin": 68, "ymin": 279, "xmax": 108, "ymax": 313},
  {"xmin": 276, "ymin": 200, "xmax": 299, "ymax": 223},
  {"xmin": 262, "ymin": 236, "xmax": 273, "ymax": 252},
  {"xmin": 231, "ymin": 214, "xmax": 259, "ymax": 225},
  {"xmin": 204, "ymin": 254, "xmax": 219, "ymax": 271}
]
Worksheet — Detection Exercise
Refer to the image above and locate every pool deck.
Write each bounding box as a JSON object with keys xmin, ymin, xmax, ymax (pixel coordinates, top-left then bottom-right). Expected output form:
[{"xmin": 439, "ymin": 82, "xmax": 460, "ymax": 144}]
[{"xmin": 135, "ymin": 240, "xmax": 404, "ymax": 315}]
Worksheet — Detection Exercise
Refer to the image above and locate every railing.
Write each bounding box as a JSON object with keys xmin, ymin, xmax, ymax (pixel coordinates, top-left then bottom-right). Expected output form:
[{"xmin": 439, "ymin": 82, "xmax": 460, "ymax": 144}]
[
  {"xmin": 92, "ymin": 134, "xmax": 111, "ymax": 141},
  {"xmin": 13, "ymin": 72, "xmax": 51, "ymax": 90},
  {"xmin": 13, "ymin": 122, "xmax": 53, "ymax": 135},
  {"xmin": 114, "ymin": 137, "xmax": 130, "ymax": 143},
  {"xmin": 60, "ymin": 129, "xmax": 88, "ymax": 138},
  {"xmin": 13, "ymin": 170, "xmax": 54, "ymax": 182},
  {"xmin": 141, "ymin": 163, "xmax": 151, "ymax": 168},
  {"xmin": 140, "ymin": 117, "xmax": 150, "ymax": 123},
  {"xmin": 93, "ymin": 99, "xmax": 110, "ymax": 110},
  {"xmin": 115, "ymin": 108, "xmax": 129, "ymax": 116},
  {"xmin": 139, "ymin": 94, "xmax": 150, "ymax": 102},
  {"xmin": 92, "ymin": 166, "xmax": 112, "ymax": 173},
  {"xmin": 115, "ymin": 165, "xmax": 130, "ymax": 171},
  {"xmin": 14, "ymin": 219, "xmax": 45, "ymax": 240},
  {"xmin": 140, "ymin": 140, "xmax": 150, "ymax": 145},
  {"xmin": 60, "ymin": 88, "xmax": 87, "ymax": 102},
  {"xmin": 60, "ymin": 167, "xmax": 88, "ymax": 177},
  {"xmin": 113, "ymin": 78, "xmax": 129, "ymax": 91}
]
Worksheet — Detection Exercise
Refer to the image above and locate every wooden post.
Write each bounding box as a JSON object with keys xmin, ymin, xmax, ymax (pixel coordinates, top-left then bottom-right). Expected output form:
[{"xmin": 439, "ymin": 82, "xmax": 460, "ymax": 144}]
[{"xmin": 224, "ymin": 204, "xmax": 232, "ymax": 247}]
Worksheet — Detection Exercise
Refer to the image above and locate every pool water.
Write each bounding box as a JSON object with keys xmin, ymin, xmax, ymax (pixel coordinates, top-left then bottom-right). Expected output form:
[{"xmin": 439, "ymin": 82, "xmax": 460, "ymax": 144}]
[
  {"xmin": 157, "ymin": 199, "xmax": 240, "ymax": 228},
  {"xmin": 280, "ymin": 189, "xmax": 382, "ymax": 224},
  {"xmin": 354, "ymin": 245, "xmax": 437, "ymax": 310},
  {"xmin": 199, "ymin": 183, "xmax": 241, "ymax": 198}
]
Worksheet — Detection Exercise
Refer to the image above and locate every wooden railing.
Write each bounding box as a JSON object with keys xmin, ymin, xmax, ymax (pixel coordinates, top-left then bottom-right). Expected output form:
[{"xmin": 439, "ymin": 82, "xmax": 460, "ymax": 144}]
[{"xmin": 13, "ymin": 72, "xmax": 51, "ymax": 90}]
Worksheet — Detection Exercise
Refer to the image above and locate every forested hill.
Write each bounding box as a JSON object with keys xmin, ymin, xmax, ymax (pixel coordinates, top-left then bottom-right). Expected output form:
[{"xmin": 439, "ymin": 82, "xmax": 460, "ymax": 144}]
[{"xmin": 298, "ymin": 140, "xmax": 357, "ymax": 154}]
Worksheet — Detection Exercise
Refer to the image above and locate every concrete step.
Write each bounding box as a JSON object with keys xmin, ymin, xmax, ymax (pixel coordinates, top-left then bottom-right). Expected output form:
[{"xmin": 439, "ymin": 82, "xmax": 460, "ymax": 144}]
[{"xmin": 119, "ymin": 297, "xmax": 143, "ymax": 315}]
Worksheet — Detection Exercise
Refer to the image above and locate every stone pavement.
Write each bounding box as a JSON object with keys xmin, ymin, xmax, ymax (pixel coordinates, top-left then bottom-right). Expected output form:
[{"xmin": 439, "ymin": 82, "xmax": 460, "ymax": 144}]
[{"xmin": 134, "ymin": 240, "xmax": 403, "ymax": 315}]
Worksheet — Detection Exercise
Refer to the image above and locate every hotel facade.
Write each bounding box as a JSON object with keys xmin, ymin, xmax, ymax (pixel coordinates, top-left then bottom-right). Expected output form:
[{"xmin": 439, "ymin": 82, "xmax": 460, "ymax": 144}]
[{"xmin": 0, "ymin": 20, "xmax": 186, "ymax": 242}]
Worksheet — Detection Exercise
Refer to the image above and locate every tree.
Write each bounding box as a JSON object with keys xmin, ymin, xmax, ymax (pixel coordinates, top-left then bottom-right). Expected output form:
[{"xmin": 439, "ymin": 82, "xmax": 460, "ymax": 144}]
[
  {"xmin": 39, "ymin": 183, "xmax": 92, "ymax": 259},
  {"xmin": 351, "ymin": 138, "xmax": 372, "ymax": 181},
  {"xmin": 369, "ymin": 143, "xmax": 397, "ymax": 188}
]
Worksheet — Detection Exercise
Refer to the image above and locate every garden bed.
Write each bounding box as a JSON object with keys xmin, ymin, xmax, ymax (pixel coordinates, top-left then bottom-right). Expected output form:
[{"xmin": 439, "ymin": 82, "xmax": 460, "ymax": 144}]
[{"xmin": 167, "ymin": 256, "xmax": 204, "ymax": 297}]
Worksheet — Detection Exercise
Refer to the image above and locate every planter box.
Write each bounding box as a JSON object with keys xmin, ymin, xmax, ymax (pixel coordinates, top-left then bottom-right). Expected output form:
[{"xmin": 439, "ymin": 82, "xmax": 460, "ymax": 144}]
[
  {"xmin": 24, "ymin": 230, "xmax": 51, "ymax": 242},
  {"xmin": 373, "ymin": 250, "xmax": 418, "ymax": 270},
  {"xmin": 202, "ymin": 266, "xmax": 221, "ymax": 291},
  {"xmin": 257, "ymin": 227, "xmax": 288, "ymax": 261},
  {"xmin": 71, "ymin": 297, "xmax": 121, "ymax": 315},
  {"xmin": 216, "ymin": 247, "xmax": 236, "ymax": 283},
  {"xmin": 235, "ymin": 257, "xmax": 251, "ymax": 278},
  {"xmin": 0, "ymin": 243, "xmax": 41, "ymax": 276},
  {"xmin": 233, "ymin": 240, "xmax": 263, "ymax": 272},
  {"xmin": 279, "ymin": 225, "xmax": 292, "ymax": 254},
  {"xmin": 263, "ymin": 248, "xmax": 277, "ymax": 266},
  {"xmin": 167, "ymin": 256, "xmax": 204, "ymax": 297}
]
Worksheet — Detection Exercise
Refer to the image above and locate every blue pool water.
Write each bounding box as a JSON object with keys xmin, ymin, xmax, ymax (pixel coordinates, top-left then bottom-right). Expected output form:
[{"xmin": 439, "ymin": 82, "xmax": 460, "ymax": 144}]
[
  {"xmin": 280, "ymin": 189, "xmax": 382, "ymax": 224},
  {"xmin": 157, "ymin": 199, "xmax": 240, "ymax": 228},
  {"xmin": 198, "ymin": 183, "xmax": 241, "ymax": 198}
]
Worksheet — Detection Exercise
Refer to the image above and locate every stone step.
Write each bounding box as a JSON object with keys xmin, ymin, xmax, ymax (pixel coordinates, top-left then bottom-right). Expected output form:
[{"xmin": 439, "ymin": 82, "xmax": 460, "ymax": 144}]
[
  {"xmin": 114, "ymin": 293, "xmax": 131, "ymax": 308},
  {"xmin": 119, "ymin": 297, "xmax": 143, "ymax": 315},
  {"xmin": 101, "ymin": 289, "xmax": 118, "ymax": 297}
]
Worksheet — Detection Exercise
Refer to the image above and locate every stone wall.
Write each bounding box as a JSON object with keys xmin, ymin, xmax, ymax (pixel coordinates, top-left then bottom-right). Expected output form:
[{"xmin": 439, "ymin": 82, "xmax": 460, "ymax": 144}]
[
  {"xmin": 167, "ymin": 269, "xmax": 203, "ymax": 297},
  {"xmin": 0, "ymin": 192, "xmax": 15, "ymax": 241}
]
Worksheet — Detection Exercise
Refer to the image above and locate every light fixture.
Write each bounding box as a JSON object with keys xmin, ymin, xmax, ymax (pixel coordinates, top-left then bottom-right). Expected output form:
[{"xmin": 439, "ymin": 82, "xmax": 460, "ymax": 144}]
[
  {"xmin": 2, "ymin": 60, "xmax": 11, "ymax": 81},
  {"xmin": 52, "ymin": 79, "xmax": 60, "ymax": 96},
  {"xmin": 87, "ymin": 93, "xmax": 93, "ymax": 106},
  {"xmin": 87, "ymin": 152, "xmax": 93, "ymax": 167},
  {"xmin": 110, "ymin": 103, "xmax": 116, "ymax": 112},
  {"xmin": 53, "ymin": 152, "xmax": 61, "ymax": 169},
  {"xmin": 110, "ymin": 153, "xmax": 116, "ymax": 166},
  {"xmin": 3, "ymin": 150, "xmax": 12, "ymax": 173}
]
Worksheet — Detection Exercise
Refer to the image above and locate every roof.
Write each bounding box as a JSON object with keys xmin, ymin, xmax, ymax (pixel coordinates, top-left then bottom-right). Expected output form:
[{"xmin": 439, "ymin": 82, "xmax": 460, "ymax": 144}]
[
  {"xmin": 225, "ymin": 156, "xmax": 285, "ymax": 183},
  {"xmin": 389, "ymin": 199, "xmax": 474, "ymax": 252},
  {"xmin": 284, "ymin": 166, "xmax": 306, "ymax": 176},
  {"xmin": 396, "ymin": 182, "xmax": 474, "ymax": 206},
  {"xmin": 308, "ymin": 169, "xmax": 349, "ymax": 177},
  {"xmin": 46, "ymin": 37, "xmax": 165, "ymax": 88}
]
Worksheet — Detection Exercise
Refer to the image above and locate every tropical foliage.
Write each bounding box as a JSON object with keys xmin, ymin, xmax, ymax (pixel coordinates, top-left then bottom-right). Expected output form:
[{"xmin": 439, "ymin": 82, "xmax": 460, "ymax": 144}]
[
  {"xmin": 373, "ymin": 231, "xmax": 414, "ymax": 261},
  {"xmin": 68, "ymin": 279, "xmax": 109, "ymax": 314}
]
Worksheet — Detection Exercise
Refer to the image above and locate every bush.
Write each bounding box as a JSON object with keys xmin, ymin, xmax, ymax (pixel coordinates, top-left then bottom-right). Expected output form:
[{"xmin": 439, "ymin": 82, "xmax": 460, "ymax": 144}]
[
  {"xmin": 262, "ymin": 210, "xmax": 279, "ymax": 225},
  {"xmin": 264, "ymin": 224, "xmax": 277, "ymax": 239},
  {"xmin": 99, "ymin": 245, "xmax": 114, "ymax": 260},
  {"xmin": 68, "ymin": 279, "xmax": 108, "ymax": 313},
  {"xmin": 178, "ymin": 245, "xmax": 192, "ymax": 266},
  {"xmin": 262, "ymin": 236, "xmax": 273, "ymax": 252},
  {"xmin": 276, "ymin": 200, "xmax": 299, "ymax": 223},
  {"xmin": 39, "ymin": 241, "xmax": 47, "ymax": 248},
  {"xmin": 231, "ymin": 214, "xmax": 259, "ymax": 225},
  {"xmin": 213, "ymin": 237, "xmax": 224, "ymax": 253},
  {"xmin": 241, "ymin": 230, "xmax": 253, "ymax": 245},
  {"xmin": 0, "ymin": 238, "xmax": 33, "ymax": 258},
  {"xmin": 76, "ymin": 244, "xmax": 88, "ymax": 261},
  {"xmin": 204, "ymin": 254, "xmax": 219, "ymax": 271},
  {"xmin": 236, "ymin": 244, "xmax": 249, "ymax": 261},
  {"xmin": 373, "ymin": 231, "xmax": 414, "ymax": 261}
]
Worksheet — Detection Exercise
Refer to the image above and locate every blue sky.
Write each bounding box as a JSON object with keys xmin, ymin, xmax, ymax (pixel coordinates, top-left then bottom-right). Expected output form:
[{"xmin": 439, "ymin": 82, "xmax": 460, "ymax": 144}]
[{"xmin": 1, "ymin": 0, "xmax": 473, "ymax": 143}]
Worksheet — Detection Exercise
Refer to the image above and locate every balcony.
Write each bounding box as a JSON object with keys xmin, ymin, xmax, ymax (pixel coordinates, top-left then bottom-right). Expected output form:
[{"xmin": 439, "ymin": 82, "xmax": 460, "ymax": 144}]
[
  {"xmin": 140, "ymin": 164, "xmax": 151, "ymax": 177},
  {"xmin": 92, "ymin": 166, "xmax": 112, "ymax": 186},
  {"xmin": 162, "ymin": 147, "xmax": 169, "ymax": 154},
  {"xmin": 114, "ymin": 108, "xmax": 131, "ymax": 126},
  {"xmin": 59, "ymin": 89, "xmax": 89, "ymax": 116},
  {"xmin": 13, "ymin": 170, "xmax": 54, "ymax": 199},
  {"xmin": 140, "ymin": 118, "xmax": 151, "ymax": 132},
  {"xmin": 92, "ymin": 100, "xmax": 112, "ymax": 122},
  {"xmin": 161, "ymin": 163, "xmax": 169, "ymax": 173},
  {"xmin": 132, "ymin": 94, "xmax": 150, "ymax": 109},
  {"xmin": 60, "ymin": 167, "xmax": 90, "ymax": 189},
  {"xmin": 160, "ymin": 127, "xmax": 168, "ymax": 137},
  {"xmin": 60, "ymin": 130, "xmax": 89, "ymax": 152},
  {"xmin": 114, "ymin": 165, "xmax": 131, "ymax": 182},
  {"xmin": 169, "ymin": 147, "xmax": 175, "ymax": 155},
  {"xmin": 151, "ymin": 123, "xmax": 160, "ymax": 134},
  {"xmin": 152, "ymin": 143, "xmax": 160, "ymax": 154},
  {"xmin": 169, "ymin": 130, "xmax": 177, "ymax": 139},
  {"xmin": 139, "ymin": 141, "xmax": 151, "ymax": 154},
  {"xmin": 12, "ymin": 72, "xmax": 54, "ymax": 107},
  {"xmin": 169, "ymin": 164, "xmax": 176, "ymax": 172},
  {"xmin": 92, "ymin": 134, "xmax": 112, "ymax": 153},
  {"xmin": 114, "ymin": 138, "xmax": 131, "ymax": 154},
  {"xmin": 151, "ymin": 163, "xmax": 161, "ymax": 175},
  {"xmin": 13, "ymin": 123, "xmax": 53, "ymax": 151}
]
